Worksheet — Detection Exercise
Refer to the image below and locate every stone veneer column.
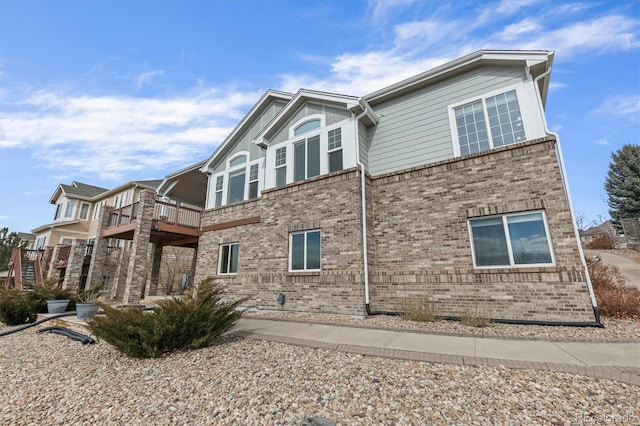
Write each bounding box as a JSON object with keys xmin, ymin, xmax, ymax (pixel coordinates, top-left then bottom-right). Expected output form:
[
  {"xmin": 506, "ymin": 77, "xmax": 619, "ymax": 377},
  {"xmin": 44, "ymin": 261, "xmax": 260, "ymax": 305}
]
[
  {"xmin": 122, "ymin": 189, "xmax": 156, "ymax": 304},
  {"xmin": 47, "ymin": 245, "xmax": 62, "ymax": 280},
  {"xmin": 62, "ymin": 239, "xmax": 87, "ymax": 291},
  {"xmin": 86, "ymin": 204, "xmax": 114, "ymax": 291},
  {"xmin": 189, "ymin": 246, "xmax": 198, "ymax": 288},
  {"xmin": 145, "ymin": 243, "xmax": 163, "ymax": 297}
]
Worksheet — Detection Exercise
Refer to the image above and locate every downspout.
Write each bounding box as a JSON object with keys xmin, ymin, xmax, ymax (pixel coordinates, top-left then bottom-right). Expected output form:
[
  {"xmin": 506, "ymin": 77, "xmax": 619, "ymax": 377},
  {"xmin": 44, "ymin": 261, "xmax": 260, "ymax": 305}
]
[
  {"xmin": 352, "ymin": 105, "xmax": 399, "ymax": 316},
  {"xmin": 533, "ymin": 64, "xmax": 601, "ymax": 326}
]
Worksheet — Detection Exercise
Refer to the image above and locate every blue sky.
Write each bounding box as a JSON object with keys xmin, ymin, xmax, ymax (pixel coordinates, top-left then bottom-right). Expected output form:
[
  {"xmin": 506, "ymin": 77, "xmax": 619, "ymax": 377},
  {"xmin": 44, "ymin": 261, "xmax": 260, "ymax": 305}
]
[{"xmin": 1, "ymin": 0, "xmax": 638, "ymax": 233}]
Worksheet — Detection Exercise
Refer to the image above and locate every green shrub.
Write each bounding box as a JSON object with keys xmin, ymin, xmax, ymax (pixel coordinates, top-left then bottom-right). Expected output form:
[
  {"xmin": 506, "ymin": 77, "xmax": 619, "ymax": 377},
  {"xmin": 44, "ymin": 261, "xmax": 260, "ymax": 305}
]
[
  {"xmin": 0, "ymin": 288, "xmax": 39, "ymax": 325},
  {"xmin": 88, "ymin": 278, "xmax": 245, "ymax": 358},
  {"xmin": 590, "ymin": 263, "xmax": 640, "ymax": 319},
  {"xmin": 402, "ymin": 296, "xmax": 441, "ymax": 323},
  {"xmin": 0, "ymin": 283, "xmax": 76, "ymax": 325}
]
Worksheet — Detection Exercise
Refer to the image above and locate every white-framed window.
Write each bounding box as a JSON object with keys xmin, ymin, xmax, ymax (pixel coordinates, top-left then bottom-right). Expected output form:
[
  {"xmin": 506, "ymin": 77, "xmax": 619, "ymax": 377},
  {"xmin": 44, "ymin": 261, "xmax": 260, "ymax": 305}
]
[
  {"xmin": 35, "ymin": 236, "xmax": 47, "ymax": 250},
  {"xmin": 327, "ymin": 127, "xmax": 343, "ymax": 172},
  {"xmin": 227, "ymin": 169, "xmax": 246, "ymax": 204},
  {"xmin": 275, "ymin": 146, "xmax": 287, "ymax": 187},
  {"xmin": 214, "ymin": 176, "xmax": 224, "ymax": 207},
  {"xmin": 64, "ymin": 201, "xmax": 76, "ymax": 219},
  {"xmin": 210, "ymin": 152, "xmax": 263, "ymax": 208},
  {"xmin": 468, "ymin": 211, "xmax": 554, "ymax": 268},
  {"xmin": 294, "ymin": 119, "xmax": 321, "ymax": 137},
  {"xmin": 290, "ymin": 230, "xmax": 321, "ymax": 271},
  {"xmin": 54, "ymin": 203, "xmax": 62, "ymax": 220},
  {"xmin": 93, "ymin": 200, "xmax": 105, "ymax": 220},
  {"xmin": 451, "ymin": 89, "xmax": 526, "ymax": 156},
  {"xmin": 219, "ymin": 243, "xmax": 239, "ymax": 275},
  {"xmin": 79, "ymin": 203, "xmax": 90, "ymax": 220},
  {"xmin": 249, "ymin": 164, "xmax": 259, "ymax": 199},
  {"xmin": 294, "ymin": 135, "xmax": 320, "ymax": 182}
]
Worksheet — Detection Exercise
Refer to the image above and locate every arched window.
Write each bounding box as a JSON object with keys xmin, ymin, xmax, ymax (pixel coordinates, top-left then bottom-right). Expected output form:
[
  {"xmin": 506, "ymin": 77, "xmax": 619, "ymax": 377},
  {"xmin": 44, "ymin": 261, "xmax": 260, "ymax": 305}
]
[
  {"xmin": 229, "ymin": 155, "xmax": 247, "ymax": 167},
  {"xmin": 293, "ymin": 120, "xmax": 321, "ymax": 137}
]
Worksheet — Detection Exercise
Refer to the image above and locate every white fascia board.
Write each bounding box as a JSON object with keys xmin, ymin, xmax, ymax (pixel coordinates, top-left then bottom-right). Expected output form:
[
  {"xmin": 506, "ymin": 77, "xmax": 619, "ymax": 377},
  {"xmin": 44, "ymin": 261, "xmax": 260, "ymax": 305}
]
[
  {"xmin": 365, "ymin": 49, "xmax": 553, "ymax": 104},
  {"xmin": 201, "ymin": 90, "xmax": 294, "ymax": 171},
  {"xmin": 252, "ymin": 89, "xmax": 359, "ymax": 147}
]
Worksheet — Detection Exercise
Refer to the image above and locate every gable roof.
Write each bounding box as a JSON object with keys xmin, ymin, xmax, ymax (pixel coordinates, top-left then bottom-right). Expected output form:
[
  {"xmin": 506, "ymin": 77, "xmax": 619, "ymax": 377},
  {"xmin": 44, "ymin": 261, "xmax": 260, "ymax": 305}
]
[
  {"xmin": 50, "ymin": 181, "xmax": 109, "ymax": 204},
  {"xmin": 363, "ymin": 49, "xmax": 554, "ymax": 107},
  {"xmin": 253, "ymin": 89, "xmax": 360, "ymax": 148},
  {"xmin": 201, "ymin": 90, "xmax": 293, "ymax": 171}
]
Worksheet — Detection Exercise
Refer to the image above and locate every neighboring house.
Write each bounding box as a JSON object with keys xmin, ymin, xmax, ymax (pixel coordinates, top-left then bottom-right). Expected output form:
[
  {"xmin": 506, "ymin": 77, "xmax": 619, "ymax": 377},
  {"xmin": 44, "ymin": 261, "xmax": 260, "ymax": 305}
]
[
  {"xmin": 79, "ymin": 49, "xmax": 598, "ymax": 325},
  {"xmin": 31, "ymin": 181, "xmax": 109, "ymax": 252},
  {"xmin": 580, "ymin": 221, "xmax": 621, "ymax": 248}
]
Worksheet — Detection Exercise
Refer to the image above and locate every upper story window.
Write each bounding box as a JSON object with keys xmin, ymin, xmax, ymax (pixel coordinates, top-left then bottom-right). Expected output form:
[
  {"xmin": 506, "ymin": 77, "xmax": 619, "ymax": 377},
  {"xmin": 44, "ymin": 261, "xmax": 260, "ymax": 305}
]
[
  {"xmin": 294, "ymin": 135, "xmax": 320, "ymax": 182},
  {"xmin": 327, "ymin": 128, "xmax": 343, "ymax": 172},
  {"xmin": 64, "ymin": 201, "xmax": 76, "ymax": 219},
  {"xmin": 35, "ymin": 236, "xmax": 46, "ymax": 250},
  {"xmin": 209, "ymin": 152, "xmax": 262, "ymax": 209},
  {"xmin": 294, "ymin": 119, "xmax": 321, "ymax": 136},
  {"xmin": 79, "ymin": 203, "xmax": 90, "ymax": 220},
  {"xmin": 275, "ymin": 147, "xmax": 287, "ymax": 187},
  {"xmin": 452, "ymin": 89, "xmax": 526, "ymax": 156},
  {"xmin": 229, "ymin": 155, "xmax": 247, "ymax": 168},
  {"xmin": 214, "ymin": 176, "xmax": 224, "ymax": 208},
  {"xmin": 54, "ymin": 203, "xmax": 62, "ymax": 220}
]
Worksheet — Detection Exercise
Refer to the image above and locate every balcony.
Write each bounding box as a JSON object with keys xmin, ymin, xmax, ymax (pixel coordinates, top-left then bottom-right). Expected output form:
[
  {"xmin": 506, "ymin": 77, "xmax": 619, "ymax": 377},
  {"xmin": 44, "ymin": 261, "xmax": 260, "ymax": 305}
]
[{"xmin": 103, "ymin": 200, "xmax": 202, "ymax": 246}]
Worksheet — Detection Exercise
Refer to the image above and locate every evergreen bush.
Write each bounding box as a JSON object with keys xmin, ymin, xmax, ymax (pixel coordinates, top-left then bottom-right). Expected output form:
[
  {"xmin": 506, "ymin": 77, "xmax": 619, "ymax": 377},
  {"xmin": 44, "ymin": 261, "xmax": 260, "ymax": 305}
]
[{"xmin": 88, "ymin": 278, "xmax": 245, "ymax": 358}]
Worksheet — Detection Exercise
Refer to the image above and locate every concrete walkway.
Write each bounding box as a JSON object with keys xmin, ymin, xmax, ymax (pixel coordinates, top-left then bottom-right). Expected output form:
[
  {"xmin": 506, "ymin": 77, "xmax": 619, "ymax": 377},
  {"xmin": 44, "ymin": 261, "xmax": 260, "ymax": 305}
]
[
  {"xmin": 233, "ymin": 318, "xmax": 640, "ymax": 386},
  {"xmin": 584, "ymin": 249, "xmax": 640, "ymax": 289}
]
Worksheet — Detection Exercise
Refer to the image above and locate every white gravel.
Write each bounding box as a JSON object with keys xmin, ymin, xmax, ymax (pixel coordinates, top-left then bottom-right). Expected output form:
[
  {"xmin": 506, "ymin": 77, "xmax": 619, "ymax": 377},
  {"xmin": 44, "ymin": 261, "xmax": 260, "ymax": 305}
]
[
  {"xmin": 1, "ymin": 323, "xmax": 638, "ymax": 425},
  {"xmin": 245, "ymin": 311, "xmax": 640, "ymax": 342}
]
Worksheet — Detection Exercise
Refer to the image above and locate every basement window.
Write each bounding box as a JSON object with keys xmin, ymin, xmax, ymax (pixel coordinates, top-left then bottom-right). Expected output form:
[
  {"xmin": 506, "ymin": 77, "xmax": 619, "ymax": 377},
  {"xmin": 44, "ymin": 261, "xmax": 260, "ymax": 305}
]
[{"xmin": 469, "ymin": 211, "xmax": 554, "ymax": 267}]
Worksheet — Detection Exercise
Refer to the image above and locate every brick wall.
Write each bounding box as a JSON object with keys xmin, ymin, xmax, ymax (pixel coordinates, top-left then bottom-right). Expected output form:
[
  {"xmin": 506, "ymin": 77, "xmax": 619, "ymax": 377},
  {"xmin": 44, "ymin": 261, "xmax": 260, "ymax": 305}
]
[
  {"xmin": 367, "ymin": 137, "xmax": 594, "ymax": 322},
  {"xmin": 196, "ymin": 169, "xmax": 367, "ymax": 315}
]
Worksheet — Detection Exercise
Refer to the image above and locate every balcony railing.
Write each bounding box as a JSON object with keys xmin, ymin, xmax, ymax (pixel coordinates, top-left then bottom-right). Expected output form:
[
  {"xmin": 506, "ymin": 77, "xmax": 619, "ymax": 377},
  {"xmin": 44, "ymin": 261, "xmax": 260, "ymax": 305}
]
[
  {"xmin": 106, "ymin": 200, "xmax": 201, "ymax": 230},
  {"xmin": 107, "ymin": 202, "xmax": 139, "ymax": 228},
  {"xmin": 154, "ymin": 201, "xmax": 201, "ymax": 229}
]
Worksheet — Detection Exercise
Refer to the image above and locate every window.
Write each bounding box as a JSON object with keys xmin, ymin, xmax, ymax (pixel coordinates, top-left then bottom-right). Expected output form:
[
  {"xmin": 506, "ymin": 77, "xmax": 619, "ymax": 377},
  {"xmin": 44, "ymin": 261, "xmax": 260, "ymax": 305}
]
[
  {"xmin": 227, "ymin": 170, "xmax": 246, "ymax": 204},
  {"xmin": 249, "ymin": 164, "xmax": 259, "ymax": 199},
  {"xmin": 64, "ymin": 201, "xmax": 76, "ymax": 218},
  {"xmin": 275, "ymin": 147, "xmax": 287, "ymax": 187},
  {"xmin": 294, "ymin": 119, "xmax": 321, "ymax": 136},
  {"xmin": 229, "ymin": 155, "xmax": 247, "ymax": 167},
  {"xmin": 35, "ymin": 236, "xmax": 46, "ymax": 250},
  {"xmin": 93, "ymin": 200, "xmax": 105, "ymax": 220},
  {"xmin": 469, "ymin": 211, "xmax": 553, "ymax": 267},
  {"xmin": 290, "ymin": 230, "xmax": 321, "ymax": 271},
  {"xmin": 219, "ymin": 243, "xmax": 239, "ymax": 274},
  {"xmin": 54, "ymin": 203, "xmax": 62, "ymax": 220},
  {"xmin": 79, "ymin": 203, "xmax": 90, "ymax": 220},
  {"xmin": 294, "ymin": 135, "xmax": 320, "ymax": 182},
  {"xmin": 454, "ymin": 90, "xmax": 525, "ymax": 156},
  {"xmin": 328, "ymin": 128, "xmax": 343, "ymax": 172},
  {"xmin": 214, "ymin": 176, "xmax": 224, "ymax": 207}
]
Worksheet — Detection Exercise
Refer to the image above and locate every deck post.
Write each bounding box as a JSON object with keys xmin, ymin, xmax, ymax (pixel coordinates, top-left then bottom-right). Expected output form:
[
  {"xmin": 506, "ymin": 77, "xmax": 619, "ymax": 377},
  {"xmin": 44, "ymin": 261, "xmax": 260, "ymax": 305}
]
[
  {"xmin": 62, "ymin": 239, "xmax": 87, "ymax": 291},
  {"xmin": 122, "ymin": 189, "xmax": 156, "ymax": 304},
  {"xmin": 86, "ymin": 204, "xmax": 114, "ymax": 292}
]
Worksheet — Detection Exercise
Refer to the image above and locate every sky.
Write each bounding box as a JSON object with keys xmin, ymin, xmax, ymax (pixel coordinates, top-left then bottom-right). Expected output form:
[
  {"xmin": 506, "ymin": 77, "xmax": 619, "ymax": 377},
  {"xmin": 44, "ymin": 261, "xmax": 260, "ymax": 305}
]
[{"xmin": 1, "ymin": 0, "xmax": 638, "ymax": 234}]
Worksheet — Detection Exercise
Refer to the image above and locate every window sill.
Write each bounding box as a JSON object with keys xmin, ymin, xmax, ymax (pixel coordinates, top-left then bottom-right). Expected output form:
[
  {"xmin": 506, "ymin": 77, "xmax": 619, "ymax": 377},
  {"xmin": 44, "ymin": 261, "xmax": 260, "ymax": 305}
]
[{"xmin": 287, "ymin": 270, "xmax": 321, "ymax": 276}]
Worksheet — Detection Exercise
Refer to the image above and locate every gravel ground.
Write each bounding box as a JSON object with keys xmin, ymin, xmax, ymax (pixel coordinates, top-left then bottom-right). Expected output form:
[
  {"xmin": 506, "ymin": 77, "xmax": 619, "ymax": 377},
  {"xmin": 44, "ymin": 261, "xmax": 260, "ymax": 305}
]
[
  {"xmin": 245, "ymin": 311, "xmax": 640, "ymax": 342},
  {"xmin": 1, "ymin": 323, "xmax": 638, "ymax": 425}
]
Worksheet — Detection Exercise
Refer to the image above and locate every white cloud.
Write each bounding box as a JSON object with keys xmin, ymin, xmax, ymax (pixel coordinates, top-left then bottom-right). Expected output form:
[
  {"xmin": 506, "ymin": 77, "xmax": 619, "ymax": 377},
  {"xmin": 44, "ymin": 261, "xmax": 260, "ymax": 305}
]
[
  {"xmin": 136, "ymin": 69, "xmax": 164, "ymax": 89},
  {"xmin": 595, "ymin": 138, "xmax": 610, "ymax": 146},
  {"xmin": 1, "ymin": 87, "xmax": 262, "ymax": 180},
  {"xmin": 494, "ymin": 0, "xmax": 538, "ymax": 15},
  {"xmin": 595, "ymin": 95, "xmax": 640, "ymax": 118},
  {"xmin": 367, "ymin": 0, "xmax": 422, "ymax": 21}
]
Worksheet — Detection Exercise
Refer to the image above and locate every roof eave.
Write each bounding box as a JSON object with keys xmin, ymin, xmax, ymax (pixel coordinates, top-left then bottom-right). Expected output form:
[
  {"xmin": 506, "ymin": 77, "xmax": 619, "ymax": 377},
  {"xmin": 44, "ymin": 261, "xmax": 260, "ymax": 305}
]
[{"xmin": 365, "ymin": 49, "xmax": 553, "ymax": 105}]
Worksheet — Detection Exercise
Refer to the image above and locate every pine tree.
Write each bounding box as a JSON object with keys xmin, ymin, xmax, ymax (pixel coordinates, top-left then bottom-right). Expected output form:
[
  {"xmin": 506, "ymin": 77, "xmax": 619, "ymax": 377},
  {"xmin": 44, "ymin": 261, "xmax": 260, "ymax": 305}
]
[
  {"xmin": 604, "ymin": 144, "xmax": 640, "ymax": 229},
  {"xmin": 0, "ymin": 228, "xmax": 27, "ymax": 270}
]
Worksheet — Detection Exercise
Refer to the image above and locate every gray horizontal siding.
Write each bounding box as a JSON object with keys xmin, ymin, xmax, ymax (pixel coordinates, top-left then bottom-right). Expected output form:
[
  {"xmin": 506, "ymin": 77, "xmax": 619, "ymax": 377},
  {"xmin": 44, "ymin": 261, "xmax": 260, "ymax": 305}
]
[
  {"xmin": 211, "ymin": 101, "xmax": 286, "ymax": 173},
  {"xmin": 359, "ymin": 121, "xmax": 369, "ymax": 168},
  {"xmin": 367, "ymin": 66, "xmax": 527, "ymax": 175}
]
